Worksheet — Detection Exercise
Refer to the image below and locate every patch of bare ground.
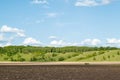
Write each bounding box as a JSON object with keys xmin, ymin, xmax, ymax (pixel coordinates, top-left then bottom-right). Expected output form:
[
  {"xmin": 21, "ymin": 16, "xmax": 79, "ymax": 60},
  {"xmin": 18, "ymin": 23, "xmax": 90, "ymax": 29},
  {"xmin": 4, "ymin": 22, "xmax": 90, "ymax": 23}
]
[{"xmin": 0, "ymin": 63, "xmax": 120, "ymax": 80}]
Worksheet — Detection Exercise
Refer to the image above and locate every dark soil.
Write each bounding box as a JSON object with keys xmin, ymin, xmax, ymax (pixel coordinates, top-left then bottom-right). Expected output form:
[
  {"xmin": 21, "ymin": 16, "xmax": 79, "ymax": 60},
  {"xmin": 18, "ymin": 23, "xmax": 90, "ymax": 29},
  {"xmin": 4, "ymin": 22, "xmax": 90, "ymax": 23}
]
[{"xmin": 0, "ymin": 65, "xmax": 120, "ymax": 80}]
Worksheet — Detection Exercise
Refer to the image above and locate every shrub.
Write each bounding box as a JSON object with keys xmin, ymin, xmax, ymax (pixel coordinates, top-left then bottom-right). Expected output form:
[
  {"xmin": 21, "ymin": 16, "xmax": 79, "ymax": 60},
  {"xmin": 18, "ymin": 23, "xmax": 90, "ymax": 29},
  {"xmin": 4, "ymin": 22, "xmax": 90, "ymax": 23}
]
[
  {"xmin": 68, "ymin": 55, "xmax": 71, "ymax": 58},
  {"xmin": 30, "ymin": 57, "xmax": 37, "ymax": 61},
  {"xmin": 77, "ymin": 57, "xmax": 85, "ymax": 60},
  {"xmin": 93, "ymin": 57, "xmax": 96, "ymax": 60},
  {"xmin": 52, "ymin": 53, "xmax": 57, "ymax": 57},
  {"xmin": 73, "ymin": 53, "xmax": 79, "ymax": 57},
  {"xmin": 108, "ymin": 55, "xmax": 110, "ymax": 59},
  {"xmin": 19, "ymin": 58, "xmax": 25, "ymax": 61},
  {"xmin": 50, "ymin": 58, "xmax": 55, "ymax": 61},
  {"xmin": 58, "ymin": 57, "xmax": 65, "ymax": 61},
  {"xmin": 98, "ymin": 51, "xmax": 105, "ymax": 55},
  {"xmin": 4, "ymin": 57, "xmax": 8, "ymax": 61},
  {"xmin": 117, "ymin": 51, "xmax": 120, "ymax": 55}
]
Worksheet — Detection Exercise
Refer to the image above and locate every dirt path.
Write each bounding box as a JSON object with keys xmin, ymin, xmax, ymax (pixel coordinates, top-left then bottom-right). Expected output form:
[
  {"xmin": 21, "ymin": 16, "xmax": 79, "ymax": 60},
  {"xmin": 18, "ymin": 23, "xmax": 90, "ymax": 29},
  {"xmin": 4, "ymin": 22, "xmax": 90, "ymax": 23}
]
[{"xmin": 1, "ymin": 62, "xmax": 120, "ymax": 65}]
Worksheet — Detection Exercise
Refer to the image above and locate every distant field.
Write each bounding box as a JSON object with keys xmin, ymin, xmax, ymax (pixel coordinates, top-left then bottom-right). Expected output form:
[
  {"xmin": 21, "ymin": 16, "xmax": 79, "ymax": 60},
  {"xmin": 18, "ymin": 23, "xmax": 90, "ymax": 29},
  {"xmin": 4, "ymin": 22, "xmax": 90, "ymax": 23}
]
[{"xmin": 0, "ymin": 49, "xmax": 120, "ymax": 62}]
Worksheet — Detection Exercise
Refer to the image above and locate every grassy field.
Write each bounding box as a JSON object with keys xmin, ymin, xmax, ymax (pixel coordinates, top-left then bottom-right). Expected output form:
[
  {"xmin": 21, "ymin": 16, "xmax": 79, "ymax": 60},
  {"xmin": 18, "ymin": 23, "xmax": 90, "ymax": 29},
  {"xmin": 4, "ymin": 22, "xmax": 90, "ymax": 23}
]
[{"xmin": 0, "ymin": 50, "xmax": 120, "ymax": 62}]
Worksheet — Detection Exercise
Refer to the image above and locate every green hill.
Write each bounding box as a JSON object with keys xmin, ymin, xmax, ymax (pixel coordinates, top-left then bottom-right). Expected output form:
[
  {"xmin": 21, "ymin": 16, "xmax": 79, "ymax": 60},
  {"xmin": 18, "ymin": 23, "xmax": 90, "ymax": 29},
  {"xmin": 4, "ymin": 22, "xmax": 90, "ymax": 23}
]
[{"xmin": 0, "ymin": 46, "xmax": 120, "ymax": 62}]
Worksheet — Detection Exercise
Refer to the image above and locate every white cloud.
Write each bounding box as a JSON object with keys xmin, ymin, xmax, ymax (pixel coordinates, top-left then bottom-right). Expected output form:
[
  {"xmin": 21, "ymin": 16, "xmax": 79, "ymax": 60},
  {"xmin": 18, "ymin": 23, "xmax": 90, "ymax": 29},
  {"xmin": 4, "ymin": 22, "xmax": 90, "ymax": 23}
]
[
  {"xmin": 106, "ymin": 38, "xmax": 120, "ymax": 44},
  {"xmin": 50, "ymin": 40, "xmax": 81, "ymax": 46},
  {"xmin": 75, "ymin": 0, "xmax": 98, "ymax": 7},
  {"xmin": 23, "ymin": 37, "xmax": 41, "ymax": 45},
  {"xmin": 0, "ymin": 25, "xmax": 25, "ymax": 37},
  {"xmin": 75, "ymin": 0, "xmax": 112, "ymax": 7},
  {"xmin": 105, "ymin": 38, "xmax": 120, "ymax": 47},
  {"xmin": 4, "ymin": 42, "xmax": 12, "ymax": 46},
  {"xmin": 0, "ymin": 34, "xmax": 12, "ymax": 47},
  {"xmin": 17, "ymin": 32, "xmax": 25, "ymax": 37},
  {"xmin": 50, "ymin": 40, "xmax": 65, "ymax": 46},
  {"xmin": 81, "ymin": 39, "xmax": 101, "ymax": 46},
  {"xmin": 46, "ymin": 13, "xmax": 58, "ymax": 18},
  {"xmin": 0, "ymin": 34, "xmax": 4, "ymax": 41},
  {"xmin": 49, "ymin": 36, "xmax": 57, "ymax": 39},
  {"xmin": 31, "ymin": 0, "xmax": 48, "ymax": 4},
  {"xmin": 102, "ymin": 0, "xmax": 111, "ymax": 5},
  {"xmin": 49, "ymin": 38, "xmax": 102, "ymax": 47}
]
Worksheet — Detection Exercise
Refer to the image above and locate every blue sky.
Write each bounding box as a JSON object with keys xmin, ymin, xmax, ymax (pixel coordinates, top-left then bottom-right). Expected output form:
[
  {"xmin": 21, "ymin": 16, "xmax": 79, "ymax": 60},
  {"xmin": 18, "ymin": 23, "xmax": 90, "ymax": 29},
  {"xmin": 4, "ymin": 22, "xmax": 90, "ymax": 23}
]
[{"xmin": 0, "ymin": 0, "xmax": 120, "ymax": 47}]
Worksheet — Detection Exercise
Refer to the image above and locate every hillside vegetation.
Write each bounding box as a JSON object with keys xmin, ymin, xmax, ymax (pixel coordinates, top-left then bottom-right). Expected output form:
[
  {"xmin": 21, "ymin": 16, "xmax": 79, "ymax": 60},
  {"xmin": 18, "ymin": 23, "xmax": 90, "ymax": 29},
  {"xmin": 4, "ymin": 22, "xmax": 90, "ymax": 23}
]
[{"xmin": 0, "ymin": 46, "xmax": 119, "ymax": 62}]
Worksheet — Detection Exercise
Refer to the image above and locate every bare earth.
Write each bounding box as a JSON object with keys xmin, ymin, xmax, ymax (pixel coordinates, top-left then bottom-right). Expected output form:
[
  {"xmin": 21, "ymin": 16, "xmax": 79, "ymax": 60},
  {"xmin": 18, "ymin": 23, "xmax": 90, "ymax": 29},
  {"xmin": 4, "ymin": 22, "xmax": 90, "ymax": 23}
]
[{"xmin": 0, "ymin": 62, "xmax": 120, "ymax": 80}]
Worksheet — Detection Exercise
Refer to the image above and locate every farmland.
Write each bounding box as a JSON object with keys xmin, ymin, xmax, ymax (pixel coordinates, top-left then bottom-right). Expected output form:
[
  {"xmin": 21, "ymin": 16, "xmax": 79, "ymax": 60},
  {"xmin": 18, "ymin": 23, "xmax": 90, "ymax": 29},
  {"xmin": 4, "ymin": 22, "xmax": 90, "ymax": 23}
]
[
  {"xmin": 0, "ymin": 64, "xmax": 120, "ymax": 80},
  {"xmin": 0, "ymin": 46, "xmax": 120, "ymax": 62}
]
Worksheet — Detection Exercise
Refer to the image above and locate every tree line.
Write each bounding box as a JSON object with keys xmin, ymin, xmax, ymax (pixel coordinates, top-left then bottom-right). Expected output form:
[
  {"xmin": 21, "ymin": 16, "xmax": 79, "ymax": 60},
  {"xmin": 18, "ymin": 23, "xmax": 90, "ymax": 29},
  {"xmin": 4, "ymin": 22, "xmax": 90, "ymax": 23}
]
[{"xmin": 0, "ymin": 46, "xmax": 118, "ymax": 55}]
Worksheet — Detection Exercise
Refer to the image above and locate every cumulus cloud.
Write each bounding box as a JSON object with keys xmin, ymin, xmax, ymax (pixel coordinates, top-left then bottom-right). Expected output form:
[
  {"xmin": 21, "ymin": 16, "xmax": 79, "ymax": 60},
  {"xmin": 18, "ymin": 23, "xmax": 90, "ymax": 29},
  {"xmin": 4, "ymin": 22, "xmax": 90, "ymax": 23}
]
[
  {"xmin": 0, "ymin": 25, "xmax": 28, "ymax": 46},
  {"xmin": 31, "ymin": 0, "xmax": 48, "ymax": 4},
  {"xmin": 105, "ymin": 38, "xmax": 120, "ymax": 47},
  {"xmin": 75, "ymin": 0, "xmax": 112, "ymax": 7},
  {"xmin": 81, "ymin": 39, "xmax": 101, "ymax": 46},
  {"xmin": 106, "ymin": 38, "xmax": 120, "ymax": 44},
  {"xmin": 0, "ymin": 25, "xmax": 25, "ymax": 37},
  {"xmin": 50, "ymin": 40, "xmax": 81, "ymax": 46},
  {"xmin": 49, "ymin": 38, "xmax": 102, "ymax": 47},
  {"xmin": 23, "ymin": 37, "xmax": 42, "ymax": 45},
  {"xmin": 50, "ymin": 40, "xmax": 65, "ymax": 46}
]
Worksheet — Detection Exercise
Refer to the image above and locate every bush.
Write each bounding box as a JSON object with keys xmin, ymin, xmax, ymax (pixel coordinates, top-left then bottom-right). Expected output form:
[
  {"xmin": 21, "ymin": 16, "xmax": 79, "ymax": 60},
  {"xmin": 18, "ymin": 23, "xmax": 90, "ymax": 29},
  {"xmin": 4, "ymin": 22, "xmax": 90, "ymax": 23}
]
[
  {"xmin": 86, "ymin": 55, "xmax": 93, "ymax": 58},
  {"xmin": 93, "ymin": 57, "xmax": 96, "ymax": 60},
  {"xmin": 4, "ymin": 57, "xmax": 8, "ymax": 61},
  {"xmin": 52, "ymin": 53, "xmax": 57, "ymax": 57},
  {"xmin": 117, "ymin": 51, "xmax": 120, "ymax": 55},
  {"xmin": 108, "ymin": 55, "xmax": 110, "ymax": 59},
  {"xmin": 30, "ymin": 57, "xmax": 37, "ymax": 61},
  {"xmin": 77, "ymin": 57, "xmax": 85, "ymax": 60},
  {"xmin": 98, "ymin": 51, "xmax": 105, "ymax": 55},
  {"xmin": 68, "ymin": 55, "xmax": 71, "ymax": 58},
  {"xmin": 19, "ymin": 58, "xmax": 25, "ymax": 61},
  {"xmin": 58, "ymin": 57, "xmax": 65, "ymax": 61},
  {"xmin": 73, "ymin": 53, "xmax": 79, "ymax": 57},
  {"xmin": 50, "ymin": 58, "xmax": 55, "ymax": 61}
]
